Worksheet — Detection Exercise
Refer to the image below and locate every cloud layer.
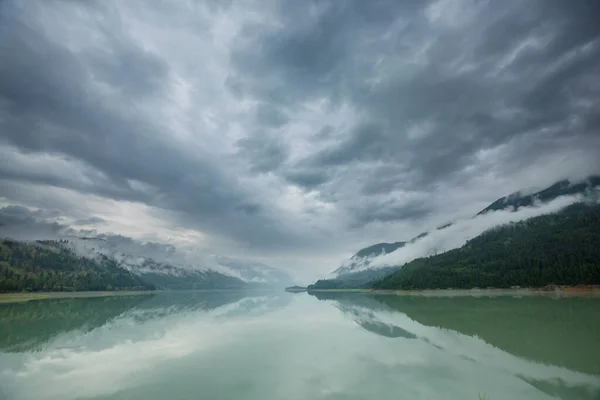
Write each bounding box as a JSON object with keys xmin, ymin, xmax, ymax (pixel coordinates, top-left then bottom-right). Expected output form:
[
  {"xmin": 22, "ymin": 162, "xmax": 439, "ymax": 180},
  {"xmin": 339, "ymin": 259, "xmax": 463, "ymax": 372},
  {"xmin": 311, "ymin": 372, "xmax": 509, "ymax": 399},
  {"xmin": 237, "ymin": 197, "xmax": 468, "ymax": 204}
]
[
  {"xmin": 1, "ymin": 0, "xmax": 599, "ymax": 276},
  {"xmin": 368, "ymin": 194, "xmax": 593, "ymax": 270}
]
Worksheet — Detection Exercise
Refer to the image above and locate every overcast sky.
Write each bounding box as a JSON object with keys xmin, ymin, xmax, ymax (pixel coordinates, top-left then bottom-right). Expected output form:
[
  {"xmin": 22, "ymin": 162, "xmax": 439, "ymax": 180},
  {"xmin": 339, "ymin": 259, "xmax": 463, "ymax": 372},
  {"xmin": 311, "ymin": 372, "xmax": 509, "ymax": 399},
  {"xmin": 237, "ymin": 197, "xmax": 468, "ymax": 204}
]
[{"xmin": 1, "ymin": 0, "xmax": 599, "ymax": 279}]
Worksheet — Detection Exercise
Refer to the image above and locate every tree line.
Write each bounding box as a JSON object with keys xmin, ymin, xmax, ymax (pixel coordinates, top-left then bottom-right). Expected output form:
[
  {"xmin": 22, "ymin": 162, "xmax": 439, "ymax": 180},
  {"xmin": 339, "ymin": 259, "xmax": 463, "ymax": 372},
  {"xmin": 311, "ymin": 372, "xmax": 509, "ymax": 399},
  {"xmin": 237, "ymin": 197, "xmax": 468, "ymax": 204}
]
[
  {"xmin": 374, "ymin": 203, "xmax": 600, "ymax": 290},
  {"xmin": 0, "ymin": 240, "xmax": 155, "ymax": 292},
  {"xmin": 309, "ymin": 203, "xmax": 600, "ymax": 291}
]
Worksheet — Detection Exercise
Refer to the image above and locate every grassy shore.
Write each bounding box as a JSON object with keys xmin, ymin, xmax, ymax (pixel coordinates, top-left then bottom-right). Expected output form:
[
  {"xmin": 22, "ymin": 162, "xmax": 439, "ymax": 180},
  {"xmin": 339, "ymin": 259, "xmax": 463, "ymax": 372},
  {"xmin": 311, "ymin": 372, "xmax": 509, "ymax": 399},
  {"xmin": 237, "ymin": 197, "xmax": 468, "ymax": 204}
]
[
  {"xmin": 307, "ymin": 285, "xmax": 600, "ymax": 298},
  {"xmin": 0, "ymin": 290, "xmax": 156, "ymax": 304}
]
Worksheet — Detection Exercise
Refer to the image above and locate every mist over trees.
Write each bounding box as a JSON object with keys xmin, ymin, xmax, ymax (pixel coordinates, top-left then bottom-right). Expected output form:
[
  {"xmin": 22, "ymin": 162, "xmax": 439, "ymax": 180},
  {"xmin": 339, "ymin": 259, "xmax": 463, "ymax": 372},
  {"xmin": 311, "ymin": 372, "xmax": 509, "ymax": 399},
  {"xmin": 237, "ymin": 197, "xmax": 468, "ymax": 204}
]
[
  {"xmin": 0, "ymin": 240, "xmax": 155, "ymax": 292},
  {"xmin": 309, "ymin": 203, "xmax": 600, "ymax": 290}
]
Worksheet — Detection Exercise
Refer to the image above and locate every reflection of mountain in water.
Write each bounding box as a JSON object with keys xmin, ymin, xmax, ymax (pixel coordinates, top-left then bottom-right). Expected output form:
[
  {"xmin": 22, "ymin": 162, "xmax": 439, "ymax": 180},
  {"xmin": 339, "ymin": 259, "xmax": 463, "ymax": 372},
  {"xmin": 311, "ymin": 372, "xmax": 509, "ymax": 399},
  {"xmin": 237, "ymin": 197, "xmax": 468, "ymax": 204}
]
[
  {"xmin": 358, "ymin": 321, "xmax": 417, "ymax": 339},
  {"xmin": 519, "ymin": 375, "xmax": 599, "ymax": 400},
  {"xmin": 312, "ymin": 292, "xmax": 600, "ymax": 400},
  {"xmin": 124, "ymin": 290, "xmax": 250, "ymax": 323},
  {"xmin": 311, "ymin": 292, "xmax": 600, "ymax": 376},
  {"xmin": 312, "ymin": 292, "xmax": 417, "ymax": 340},
  {"xmin": 0, "ymin": 290, "xmax": 289, "ymax": 353},
  {"xmin": 0, "ymin": 295, "xmax": 149, "ymax": 352},
  {"xmin": 127, "ymin": 290, "xmax": 290, "ymax": 322},
  {"xmin": 373, "ymin": 295, "xmax": 600, "ymax": 377}
]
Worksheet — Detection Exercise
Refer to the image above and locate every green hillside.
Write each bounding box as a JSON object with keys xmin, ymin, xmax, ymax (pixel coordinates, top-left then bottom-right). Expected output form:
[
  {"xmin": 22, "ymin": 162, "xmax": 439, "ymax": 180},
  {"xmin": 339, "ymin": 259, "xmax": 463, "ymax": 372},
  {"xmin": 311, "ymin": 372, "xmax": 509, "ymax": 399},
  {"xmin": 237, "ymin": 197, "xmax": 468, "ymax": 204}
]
[
  {"xmin": 477, "ymin": 176, "xmax": 600, "ymax": 215},
  {"xmin": 0, "ymin": 240, "xmax": 155, "ymax": 293},
  {"xmin": 374, "ymin": 203, "xmax": 600, "ymax": 290}
]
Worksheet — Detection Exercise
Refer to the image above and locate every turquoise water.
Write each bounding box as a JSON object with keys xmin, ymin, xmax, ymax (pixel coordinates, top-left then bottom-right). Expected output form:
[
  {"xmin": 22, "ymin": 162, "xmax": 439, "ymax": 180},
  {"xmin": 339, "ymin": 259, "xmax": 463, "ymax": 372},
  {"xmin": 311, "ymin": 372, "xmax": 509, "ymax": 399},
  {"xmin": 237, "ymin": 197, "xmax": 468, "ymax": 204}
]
[{"xmin": 0, "ymin": 291, "xmax": 599, "ymax": 400}]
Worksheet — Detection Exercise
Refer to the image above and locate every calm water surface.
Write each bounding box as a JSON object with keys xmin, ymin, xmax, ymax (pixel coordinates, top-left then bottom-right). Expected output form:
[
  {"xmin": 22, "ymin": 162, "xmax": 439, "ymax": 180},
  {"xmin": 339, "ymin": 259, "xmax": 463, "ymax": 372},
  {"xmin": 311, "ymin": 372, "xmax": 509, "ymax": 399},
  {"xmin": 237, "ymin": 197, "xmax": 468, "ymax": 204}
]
[{"xmin": 0, "ymin": 291, "xmax": 599, "ymax": 400}]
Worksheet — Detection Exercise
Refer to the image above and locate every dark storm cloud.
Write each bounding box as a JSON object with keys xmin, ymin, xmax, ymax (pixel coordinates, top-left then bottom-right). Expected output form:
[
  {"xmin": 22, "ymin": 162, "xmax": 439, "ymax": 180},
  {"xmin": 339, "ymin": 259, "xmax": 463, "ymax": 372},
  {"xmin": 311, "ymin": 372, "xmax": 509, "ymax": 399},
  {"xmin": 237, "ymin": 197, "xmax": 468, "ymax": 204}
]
[
  {"xmin": 307, "ymin": 122, "xmax": 389, "ymax": 167},
  {"xmin": 0, "ymin": 1, "xmax": 305, "ymax": 249},
  {"xmin": 73, "ymin": 217, "xmax": 106, "ymax": 226},
  {"xmin": 230, "ymin": 0, "xmax": 600, "ymax": 226},
  {"xmin": 1, "ymin": 0, "xmax": 599, "ymax": 258},
  {"xmin": 283, "ymin": 169, "xmax": 329, "ymax": 189},
  {"xmin": 0, "ymin": 205, "xmax": 62, "ymax": 221},
  {"xmin": 235, "ymin": 135, "xmax": 288, "ymax": 173},
  {"xmin": 0, "ymin": 206, "xmax": 68, "ymax": 240},
  {"xmin": 349, "ymin": 199, "xmax": 432, "ymax": 228}
]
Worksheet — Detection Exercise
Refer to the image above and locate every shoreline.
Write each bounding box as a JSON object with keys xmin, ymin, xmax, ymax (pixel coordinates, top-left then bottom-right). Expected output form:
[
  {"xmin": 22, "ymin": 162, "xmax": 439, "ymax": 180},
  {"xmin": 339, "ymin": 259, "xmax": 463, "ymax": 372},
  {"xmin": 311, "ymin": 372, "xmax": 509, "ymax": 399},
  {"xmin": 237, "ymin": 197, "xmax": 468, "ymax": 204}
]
[
  {"xmin": 0, "ymin": 290, "xmax": 156, "ymax": 304},
  {"xmin": 307, "ymin": 285, "xmax": 600, "ymax": 298}
]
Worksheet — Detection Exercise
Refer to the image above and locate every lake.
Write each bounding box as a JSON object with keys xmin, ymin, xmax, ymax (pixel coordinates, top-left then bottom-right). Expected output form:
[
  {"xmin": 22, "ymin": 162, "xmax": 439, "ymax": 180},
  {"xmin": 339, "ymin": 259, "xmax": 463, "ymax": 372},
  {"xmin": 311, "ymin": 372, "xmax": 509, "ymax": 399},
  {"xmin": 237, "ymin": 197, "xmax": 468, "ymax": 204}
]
[{"xmin": 0, "ymin": 291, "xmax": 599, "ymax": 400}]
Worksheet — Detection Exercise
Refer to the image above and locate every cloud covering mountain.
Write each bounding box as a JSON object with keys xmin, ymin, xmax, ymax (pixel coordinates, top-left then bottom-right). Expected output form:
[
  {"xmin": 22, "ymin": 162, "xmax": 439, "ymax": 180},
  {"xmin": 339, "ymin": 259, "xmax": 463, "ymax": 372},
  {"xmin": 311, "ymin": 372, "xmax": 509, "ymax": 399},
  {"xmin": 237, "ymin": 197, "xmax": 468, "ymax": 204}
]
[
  {"xmin": 0, "ymin": 206, "xmax": 292, "ymax": 287},
  {"xmin": 1, "ymin": 0, "xmax": 599, "ymax": 280},
  {"xmin": 329, "ymin": 177, "xmax": 600, "ymax": 280}
]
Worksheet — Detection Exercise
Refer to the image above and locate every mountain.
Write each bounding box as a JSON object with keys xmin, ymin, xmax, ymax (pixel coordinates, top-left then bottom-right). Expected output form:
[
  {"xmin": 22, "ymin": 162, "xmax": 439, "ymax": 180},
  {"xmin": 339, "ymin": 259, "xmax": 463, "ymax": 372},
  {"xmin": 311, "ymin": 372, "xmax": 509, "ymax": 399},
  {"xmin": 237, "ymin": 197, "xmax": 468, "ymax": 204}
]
[
  {"xmin": 285, "ymin": 286, "xmax": 307, "ymax": 293},
  {"xmin": 0, "ymin": 236, "xmax": 293, "ymax": 292},
  {"xmin": 0, "ymin": 295, "xmax": 149, "ymax": 352},
  {"xmin": 1, "ymin": 291, "xmax": 290, "ymax": 353},
  {"xmin": 477, "ymin": 175, "xmax": 600, "ymax": 215},
  {"xmin": 0, "ymin": 205, "xmax": 293, "ymax": 292},
  {"xmin": 124, "ymin": 262, "xmax": 249, "ymax": 290},
  {"xmin": 310, "ymin": 292, "xmax": 600, "ymax": 376},
  {"xmin": 374, "ymin": 202, "xmax": 600, "ymax": 290},
  {"xmin": 68, "ymin": 237, "xmax": 292, "ymax": 290},
  {"xmin": 332, "ymin": 241, "xmax": 406, "ymax": 276},
  {"xmin": 214, "ymin": 256, "xmax": 293, "ymax": 287},
  {"xmin": 325, "ymin": 176, "xmax": 600, "ymax": 284},
  {"xmin": 0, "ymin": 239, "xmax": 155, "ymax": 292}
]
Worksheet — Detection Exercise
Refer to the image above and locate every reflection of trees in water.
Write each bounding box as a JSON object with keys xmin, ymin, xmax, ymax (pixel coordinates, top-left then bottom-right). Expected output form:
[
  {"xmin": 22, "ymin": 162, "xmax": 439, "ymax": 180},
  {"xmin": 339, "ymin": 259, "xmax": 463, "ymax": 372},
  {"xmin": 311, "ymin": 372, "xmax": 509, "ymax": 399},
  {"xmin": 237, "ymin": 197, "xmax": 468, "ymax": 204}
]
[
  {"xmin": 519, "ymin": 375, "xmax": 599, "ymax": 400},
  {"xmin": 372, "ymin": 295, "xmax": 600, "ymax": 377},
  {"xmin": 126, "ymin": 290, "xmax": 290, "ymax": 322},
  {"xmin": 313, "ymin": 292, "xmax": 419, "ymax": 340},
  {"xmin": 0, "ymin": 290, "xmax": 290, "ymax": 353},
  {"xmin": 313, "ymin": 293, "xmax": 600, "ymax": 376},
  {"xmin": 0, "ymin": 296, "xmax": 148, "ymax": 352},
  {"xmin": 311, "ymin": 292, "xmax": 600, "ymax": 389}
]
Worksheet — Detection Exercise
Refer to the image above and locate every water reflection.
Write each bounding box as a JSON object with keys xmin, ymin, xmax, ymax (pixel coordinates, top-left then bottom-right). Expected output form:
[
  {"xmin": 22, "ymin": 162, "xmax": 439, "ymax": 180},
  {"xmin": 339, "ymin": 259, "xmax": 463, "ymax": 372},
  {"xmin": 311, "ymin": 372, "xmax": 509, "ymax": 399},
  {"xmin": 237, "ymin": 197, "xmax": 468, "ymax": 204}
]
[
  {"xmin": 0, "ymin": 291, "xmax": 598, "ymax": 400},
  {"xmin": 0, "ymin": 295, "xmax": 148, "ymax": 352},
  {"xmin": 0, "ymin": 291, "xmax": 291, "ymax": 400},
  {"xmin": 312, "ymin": 292, "xmax": 600, "ymax": 400}
]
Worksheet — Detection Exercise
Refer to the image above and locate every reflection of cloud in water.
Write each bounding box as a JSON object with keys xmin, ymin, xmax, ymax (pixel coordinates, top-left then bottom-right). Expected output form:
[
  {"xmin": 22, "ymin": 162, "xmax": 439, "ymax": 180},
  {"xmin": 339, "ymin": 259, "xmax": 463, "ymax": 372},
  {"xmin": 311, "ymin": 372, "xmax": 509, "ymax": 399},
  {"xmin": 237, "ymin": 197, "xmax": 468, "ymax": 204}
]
[
  {"xmin": 0, "ymin": 296, "xmax": 149, "ymax": 352},
  {"xmin": 319, "ymin": 293, "xmax": 600, "ymax": 400},
  {"xmin": 1, "ymin": 292, "xmax": 599, "ymax": 400},
  {"xmin": 0, "ymin": 292, "xmax": 290, "ymax": 400}
]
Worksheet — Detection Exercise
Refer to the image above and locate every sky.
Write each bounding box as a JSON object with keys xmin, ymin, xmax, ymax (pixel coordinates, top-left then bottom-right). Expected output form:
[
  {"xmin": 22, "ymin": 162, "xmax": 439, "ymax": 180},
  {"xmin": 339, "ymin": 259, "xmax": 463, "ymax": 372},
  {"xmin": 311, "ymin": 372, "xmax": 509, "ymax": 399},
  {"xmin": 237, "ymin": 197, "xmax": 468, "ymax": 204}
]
[{"xmin": 1, "ymin": 0, "xmax": 599, "ymax": 280}]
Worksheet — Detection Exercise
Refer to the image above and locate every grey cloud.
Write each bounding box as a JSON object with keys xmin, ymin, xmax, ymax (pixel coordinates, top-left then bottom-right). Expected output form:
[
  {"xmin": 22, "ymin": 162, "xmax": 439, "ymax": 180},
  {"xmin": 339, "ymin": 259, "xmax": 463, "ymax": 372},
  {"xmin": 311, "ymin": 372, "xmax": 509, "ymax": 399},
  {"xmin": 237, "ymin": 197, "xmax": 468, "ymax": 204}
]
[
  {"xmin": 0, "ymin": 205, "xmax": 58, "ymax": 219},
  {"xmin": 314, "ymin": 125, "xmax": 335, "ymax": 140},
  {"xmin": 1, "ymin": 0, "xmax": 600, "ymax": 269},
  {"xmin": 283, "ymin": 169, "xmax": 329, "ymax": 190},
  {"xmin": 236, "ymin": 136, "xmax": 288, "ymax": 173},
  {"xmin": 0, "ymin": 1, "xmax": 310, "ymax": 250},
  {"xmin": 87, "ymin": 40, "xmax": 169, "ymax": 98},
  {"xmin": 230, "ymin": 0, "xmax": 600, "ymax": 228},
  {"xmin": 308, "ymin": 122, "xmax": 389, "ymax": 167},
  {"xmin": 73, "ymin": 217, "xmax": 106, "ymax": 226},
  {"xmin": 350, "ymin": 200, "xmax": 432, "ymax": 228},
  {"xmin": 0, "ymin": 206, "xmax": 68, "ymax": 240},
  {"xmin": 255, "ymin": 103, "xmax": 290, "ymax": 128},
  {"xmin": 89, "ymin": 234, "xmax": 178, "ymax": 260},
  {"xmin": 234, "ymin": 202, "xmax": 261, "ymax": 215}
]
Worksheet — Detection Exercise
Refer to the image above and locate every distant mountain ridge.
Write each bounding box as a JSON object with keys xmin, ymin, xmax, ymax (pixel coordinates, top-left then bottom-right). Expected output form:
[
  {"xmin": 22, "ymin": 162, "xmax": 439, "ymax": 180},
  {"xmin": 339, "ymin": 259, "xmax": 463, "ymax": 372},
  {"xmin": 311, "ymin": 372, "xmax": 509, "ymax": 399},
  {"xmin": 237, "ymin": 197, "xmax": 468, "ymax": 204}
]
[
  {"xmin": 322, "ymin": 175, "xmax": 600, "ymax": 286},
  {"xmin": 333, "ymin": 241, "xmax": 406, "ymax": 276},
  {"xmin": 0, "ymin": 239, "xmax": 155, "ymax": 292},
  {"xmin": 69, "ymin": 236, "xmax": 292, "ymax": 290},
  {"xmin": 0, "ymin": 237, "xmax": 292, "ymax": 292},
  {"xmin": 374, "ymin": 202, "xmax": 600, "ymax": 290},
  {"xmin": 354, "ymin": 242, "xmax": 407, "ymax": 259},
  {"xmin": 477, "ymin": 176, "xmax": 600, "ymax": 215}
]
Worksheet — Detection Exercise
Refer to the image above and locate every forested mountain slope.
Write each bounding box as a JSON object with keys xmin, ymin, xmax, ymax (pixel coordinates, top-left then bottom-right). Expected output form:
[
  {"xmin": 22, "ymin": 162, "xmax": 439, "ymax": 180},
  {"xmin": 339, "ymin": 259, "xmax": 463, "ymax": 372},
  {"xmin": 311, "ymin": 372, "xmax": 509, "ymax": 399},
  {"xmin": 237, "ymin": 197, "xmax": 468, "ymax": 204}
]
[
  {"xmin": 374, "ymin": 203, "xmax": 600, "ymax": 290},
  {"xmin": 477, "ymin": 176, "xmax": 600, "ymax": 215},
  {"xmin": 0, "ymin": 240, "xmax": 155, "ymax": 292},
  {"xmin": 322, "ymin": 176, "xmax": 600, "ymax": 287}
]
